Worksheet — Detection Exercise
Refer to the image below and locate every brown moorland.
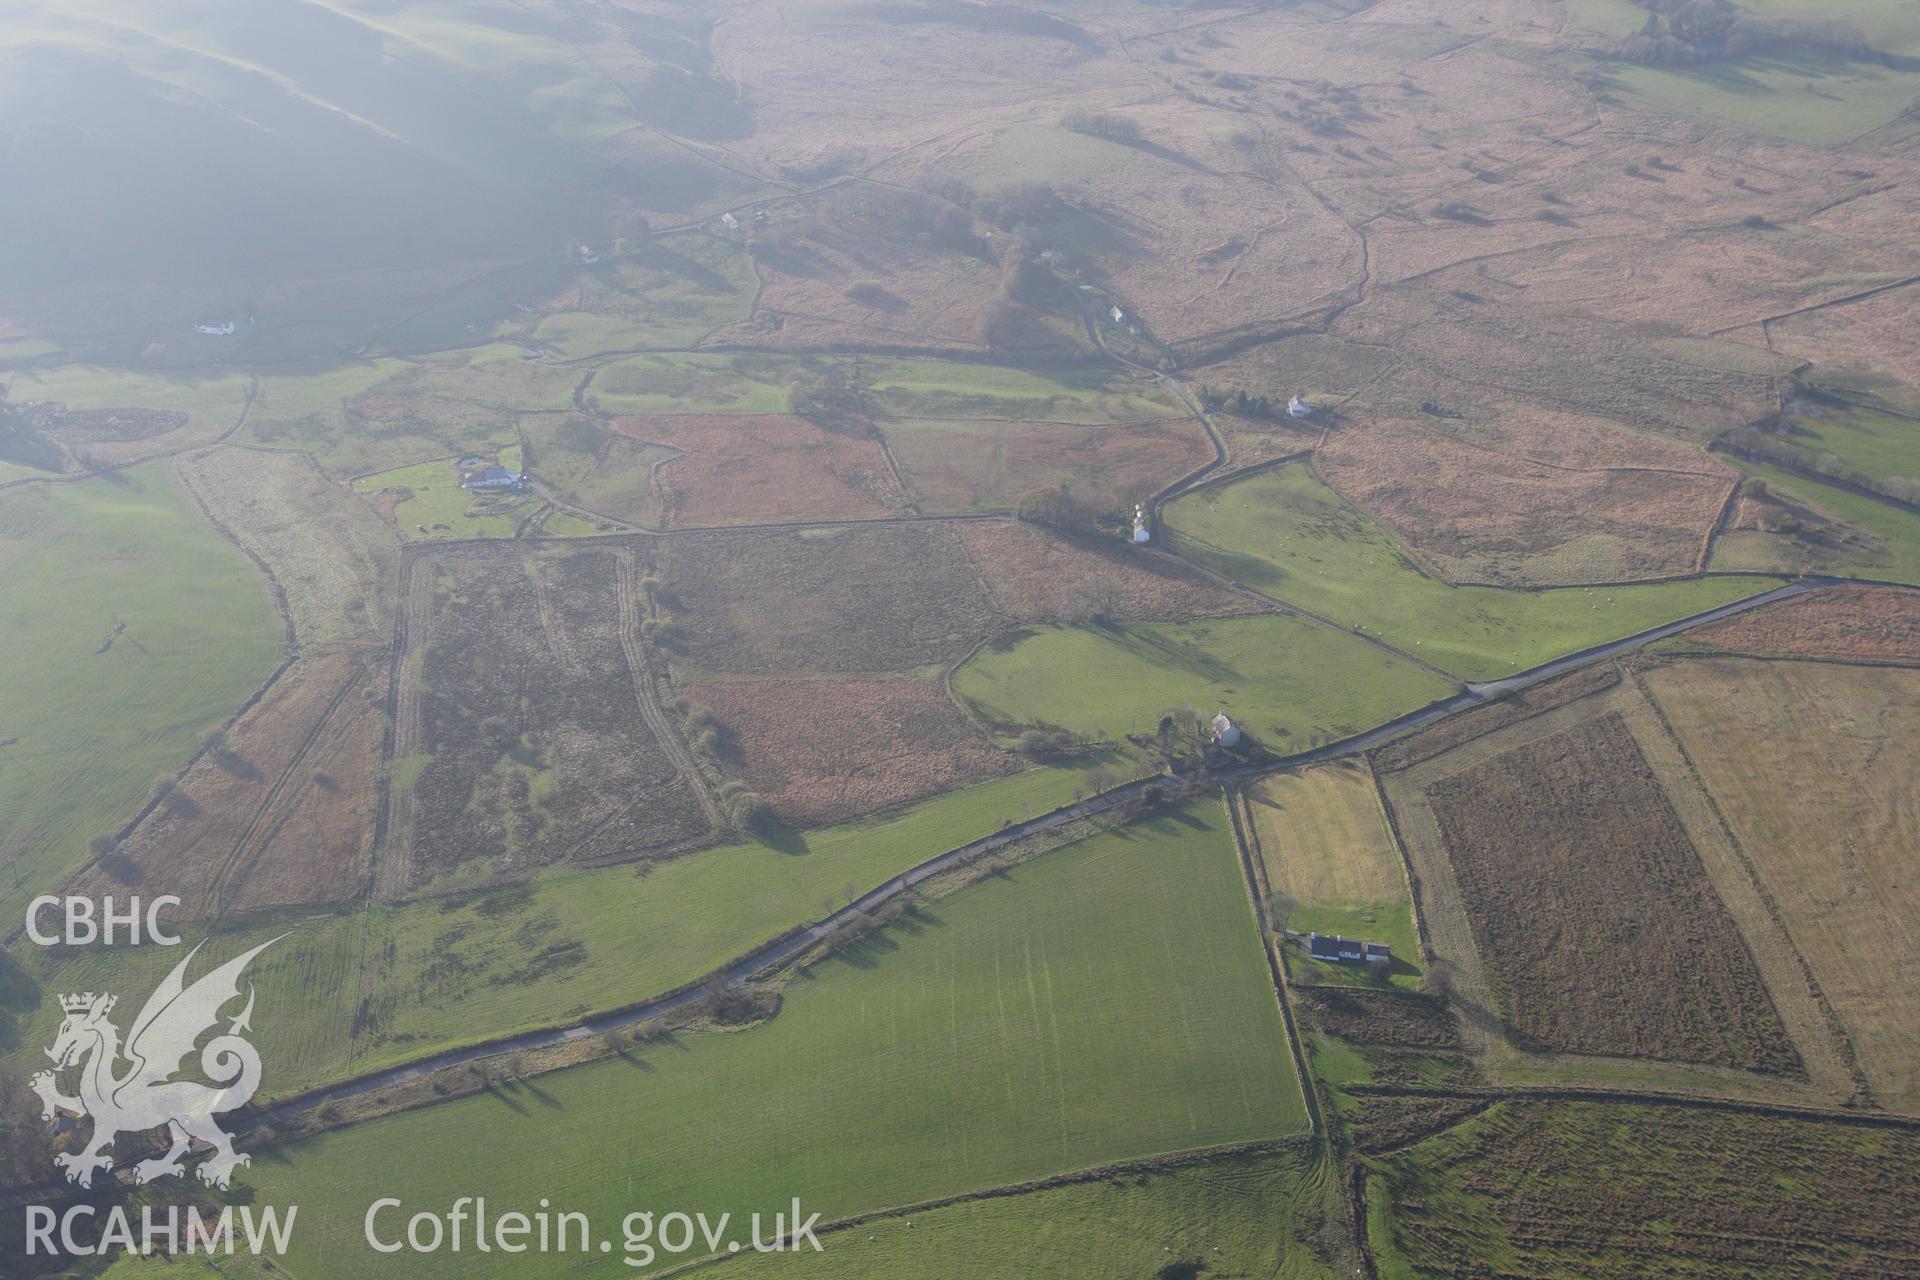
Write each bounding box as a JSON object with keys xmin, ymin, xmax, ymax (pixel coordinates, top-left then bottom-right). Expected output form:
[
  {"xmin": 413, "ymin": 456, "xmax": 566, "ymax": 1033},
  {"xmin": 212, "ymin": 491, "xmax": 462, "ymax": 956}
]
[
  {"xmin": 883, "ymin": 417, "xmax": 1210, "ymax": 516},
  {"xmin": 1679, "ymin": 584, "xmax": 1920, "ymax": 663},
  {"xmin": 1425, "ymin": 712, "xmax": 1799, "ymax": 1073},
  {"xmin": 1769, "ymin": 283, "xmax": 1920, "ymax": 395},
  {"xmin": 684, "ymin": 676, "xmax": 1020, "ymax": 826},
  {"xmin": 391, "ymin": 544, "xmax": 708, "ymax": 893},
  {"xmin": 612, "ymin": 413, "xmax": 905, "ymax": 526},
  {"xmin": 930, "ymin": 105, "xmax": 1363, "ymax": 358},
  {"xmin": 1316, "ymin": 418, "xmax": 1734, "ymax": 585},
  {"xmin": 651, "ymin": 522, "xmax": 1001, "ymax": 675},
  {"xmin": 951, "ymin": 519, "xmax": 1252, "ymax": 624},
  {"xmin": 716, "ymin": 191, "xmax": 1012, "ymax": 353}
]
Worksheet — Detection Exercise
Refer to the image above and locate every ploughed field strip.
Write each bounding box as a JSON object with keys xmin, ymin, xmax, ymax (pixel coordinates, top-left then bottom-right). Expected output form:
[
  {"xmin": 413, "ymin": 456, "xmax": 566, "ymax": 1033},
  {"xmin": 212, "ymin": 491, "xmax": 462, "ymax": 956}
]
[
  {"xmin": 1641, "ymin": 657, "xmax": 1920, "ymax": 1111},
  {"xmin": 1367, "ymin": 1102, "xmax": 1920, "ymax": 1279},
  {"xmin": 1423, "ymin": 712, "xmax": 1798, "ymax": 1073}
]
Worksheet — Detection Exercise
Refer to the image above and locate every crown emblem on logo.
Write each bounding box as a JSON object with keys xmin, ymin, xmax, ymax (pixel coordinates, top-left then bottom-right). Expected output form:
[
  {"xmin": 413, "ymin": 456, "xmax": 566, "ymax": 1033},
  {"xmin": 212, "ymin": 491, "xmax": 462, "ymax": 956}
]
[{"xmin": 60, "ymin": 992, "xmax": 112, "ymax": 1015}]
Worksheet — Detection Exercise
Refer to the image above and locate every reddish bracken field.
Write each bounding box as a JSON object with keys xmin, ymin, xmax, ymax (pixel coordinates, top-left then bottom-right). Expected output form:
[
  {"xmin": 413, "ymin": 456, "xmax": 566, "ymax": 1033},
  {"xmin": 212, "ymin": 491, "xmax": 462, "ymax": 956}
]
[
  {"xmin": 80, "ymin": 655, "xmax": 380, "ymax": 916},
  {"xmin": 1682, "ymin": 585, "xmax": 1920, "ymax": 663},
  {"xmin": 685, "ymin": 676, "xmax": 1020, "ymax": 826},
  {"xmin": 1316, "ymin": 417, "xmax": 1733, "ymax": 586},
  {"xmin": 951, "ymin": 519, "xmax": 1252, "ymax": 623},
  {"xmin": 612, "ymin": 414, "xmax": 906, "ymax": 526}
]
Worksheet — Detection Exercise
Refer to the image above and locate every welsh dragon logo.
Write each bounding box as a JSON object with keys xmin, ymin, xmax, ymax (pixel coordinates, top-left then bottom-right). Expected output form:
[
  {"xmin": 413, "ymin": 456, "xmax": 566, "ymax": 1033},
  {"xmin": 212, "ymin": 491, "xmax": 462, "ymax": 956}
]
[{"xmin": 30, "ymin": 939, "xmax": 278, "ymax": 1189}]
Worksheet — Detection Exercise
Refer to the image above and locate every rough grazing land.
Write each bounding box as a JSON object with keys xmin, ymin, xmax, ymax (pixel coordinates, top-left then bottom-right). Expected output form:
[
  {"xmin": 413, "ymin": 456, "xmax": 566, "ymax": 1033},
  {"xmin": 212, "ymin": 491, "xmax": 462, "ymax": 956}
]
[
  {"xmin": 685, "ymin": 676, "xmax": 1020, "ymax": 826},
  {"xmin": 952, "ymin": 519, "xmax": 1251, "ymax": 624},
  {"xmin": 1296, "ymin": 988, "xmax": 1460, "ymax": 1050},
  {"xmin": 653, "ymin": 523, "xmax": 1000, "ymax": 675},
  {"xmin": 1644, "ymin": 659, "xmax": 1920, "ymax": 1109},
  {"xmin": 399, "ymin": 545, "xmax": 706, "ymax": 890},
  {"xmin": 82, "ymin": 656, "xmax": 379, "ymax": 916},
  {"xmin": 1374, "ymin": 1102, "xmax": 1920, "ymax": 1278},
  {"xmin": 1680, "ymin": 585, "xmax": 1920, "ymax": 664},
  {"xmin": 882, "ymin": 417, "xmax": 1210, "ymax": 517},
  {"xmin": 1317, "ymin": 417, "xmax": 1733, "ymax": 586},
  {"xmin": 178, "ymin": 445, "xmax": 398, "ymax": 649},
  {"xmin": 1425, "ymin": 713, "xmax": 1798, "ymax": 1073},
  {"xmin": 613, "ymin": 413, "xmax": 905, "ymax": 526}
]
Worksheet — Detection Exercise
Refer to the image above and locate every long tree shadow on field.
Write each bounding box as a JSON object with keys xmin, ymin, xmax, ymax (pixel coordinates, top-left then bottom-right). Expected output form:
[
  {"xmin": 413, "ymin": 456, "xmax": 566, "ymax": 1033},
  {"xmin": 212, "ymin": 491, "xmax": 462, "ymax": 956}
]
[
  {"xmin": 1097, "ymin": 622, "xmax": 1245, "ymax": 686},
  {"xmin": 799, "ymin": 904, "xmax": 950, "ymax": 977}
]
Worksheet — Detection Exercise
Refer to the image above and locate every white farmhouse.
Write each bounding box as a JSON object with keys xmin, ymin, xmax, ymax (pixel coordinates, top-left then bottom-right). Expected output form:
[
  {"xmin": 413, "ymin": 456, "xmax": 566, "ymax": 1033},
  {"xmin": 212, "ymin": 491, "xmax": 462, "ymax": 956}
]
[
  {"xmin": 1209, "ymin": 712, "xmax": 1240, "ymax": 747},
  {"xmin": 1287, "ymin": 394, "xmax": 1312, "ymax": 419},
  {"xmin": 1132, "ymin": 504, "xmax": 1151, "ymax": 544}
]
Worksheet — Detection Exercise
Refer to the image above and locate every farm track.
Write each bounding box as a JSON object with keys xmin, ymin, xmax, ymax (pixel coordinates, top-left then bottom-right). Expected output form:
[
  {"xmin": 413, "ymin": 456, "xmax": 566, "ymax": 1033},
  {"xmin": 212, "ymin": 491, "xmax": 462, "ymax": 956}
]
[{"xmin": 613, "ymin": 547, "xmax": 723, "ymax": 833}]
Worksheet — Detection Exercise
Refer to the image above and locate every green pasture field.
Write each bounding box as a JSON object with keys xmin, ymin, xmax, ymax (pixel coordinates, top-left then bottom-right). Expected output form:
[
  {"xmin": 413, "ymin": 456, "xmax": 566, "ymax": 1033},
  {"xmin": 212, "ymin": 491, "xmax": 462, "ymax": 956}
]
[
  {"xmin": 943, "ymin": 120, "xmax": 1138, "ymax": 188},
  {"xmin": 861, "ymin": 358, "xmax": 1180, "ymax": 423},
  {"xmin": 526, "ymin": 235, "xmax": 758, "ymax": 359},
  {"xmin": 538, "ymin": 509, "xmax": 609, "ymax": 536},
  {"xmin": 363, "ymin": 260, "xmax": 580, "ymax": 357},
  {"xmin": 351, "ymin": 446, "xmax": 529, "ymax": 540},
  {"xmin": 1740, "ymin": 0, "xmax": 1920, "ymax": 55},
  {"xmin": 6, "ymin": 365, "xmax": 251, "ymax": 437},
  {"xmin": 0, "ymin": 337, "xmax": 61, "ymax": 361},
  {"xmin": 244, "ymin": 356, "xmax": 528, "ymax": 479},
  {"xmin": 1712, "ymin": 460, "xmax": 1920, "ymax": 584},
  {"xmin": 520, "ymin": 414, "xmax": 677, "ymax": 526},
  {"xmin": 714, "ymin": 1149, "xmax": 1344, "ymax": 1280},
  {"xmin": 0, "ymin": 463, "xmax": 284, "ymax": 931},
  {"xmin": 1249, "ymin": 763, "xmax": 1422, "ymax": 991},
  {"xmin": 405, "ymin": 343, "xmax": 581, "ymax": 408},
  {"xmin": 1558, "ymin": 0, "xmax": 1651, "ymax": 37},
  {"xmin": 14, "ymin": 767, "xmax": 1096, "ymax": 1096},
  {"xmin": 1777, "ymin": 399, "xmax": 1920, "ymax": 484},
  {"xmin": 583, "ymin": 353, "xmax": 818, "ymax": 416},
  {"xmin": 244, "ymin": 803, "xmax": 1305, "ymax": 1275},
  {"xmin": 98, "ymin": 1250, "xmax": 278, "ymax": 1280},
  {"xmin": 1163, "ymin": 463, "xmax": 1778, "ymax": 682},
  {"xmin": 952, "ymin": 614, "xmax": 1453, "ymax": 751},
  {"xmin": 1601, "ymin": 50, "xmax": 1920, "ymax": 144}
]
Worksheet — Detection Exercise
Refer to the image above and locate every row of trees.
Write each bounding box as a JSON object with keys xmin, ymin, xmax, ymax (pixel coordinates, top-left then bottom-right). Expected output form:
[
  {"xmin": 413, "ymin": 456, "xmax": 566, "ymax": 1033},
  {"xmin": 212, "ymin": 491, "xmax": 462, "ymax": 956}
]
[
  {"xmin": 1198, "ymin": 386, "xmax": 1286, "ymax": 419},
  {"xmin": 1723, "ymin": 426, "xmax": 1920, "ymax": 508},
  {"xmin": 1061, "ymin": 110, "xmax": 1142, "ymax": 142}
]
